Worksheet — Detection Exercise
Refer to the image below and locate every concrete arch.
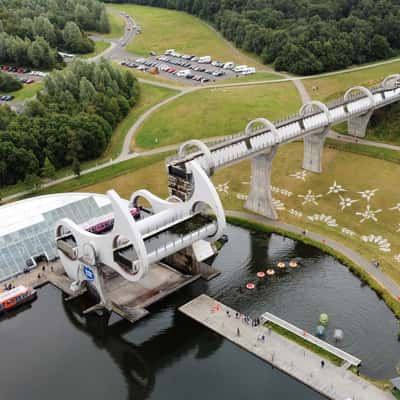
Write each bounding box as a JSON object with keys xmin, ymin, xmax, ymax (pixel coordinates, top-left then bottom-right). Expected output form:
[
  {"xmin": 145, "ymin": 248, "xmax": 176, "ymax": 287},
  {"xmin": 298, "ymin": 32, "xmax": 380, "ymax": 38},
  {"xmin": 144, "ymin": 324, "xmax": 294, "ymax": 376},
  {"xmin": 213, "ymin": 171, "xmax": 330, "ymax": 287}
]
[
  {"xmin": 245, "ymin": 118, "xmax": 278, "ymax": 137},
  {"xmin": 382, "ymin": 74, "xmax": 400, "ymax": 90},
  {"xmin": 299, "ymin": 100, "xmax": 331, "ymax": 124},
  {"xmin": 344, "ymin": 86, "xmax": 375, "ymax": 107},
  {"xmin": 178, "ymin": 140, "xmax": 214, "ymax": 176}
]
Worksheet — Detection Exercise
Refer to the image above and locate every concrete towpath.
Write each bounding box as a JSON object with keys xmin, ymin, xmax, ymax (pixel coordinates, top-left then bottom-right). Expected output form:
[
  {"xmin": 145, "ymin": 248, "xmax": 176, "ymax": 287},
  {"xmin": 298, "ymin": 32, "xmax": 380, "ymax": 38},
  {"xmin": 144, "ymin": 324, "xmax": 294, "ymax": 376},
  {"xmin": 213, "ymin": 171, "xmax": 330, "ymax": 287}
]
[
  {"xmin": 226, "ymin": 210, "xmax": 400, "ymax": 300},
  {"xmin": 180, "ymin": 294, "xmax": 394, "ymax": 400}
]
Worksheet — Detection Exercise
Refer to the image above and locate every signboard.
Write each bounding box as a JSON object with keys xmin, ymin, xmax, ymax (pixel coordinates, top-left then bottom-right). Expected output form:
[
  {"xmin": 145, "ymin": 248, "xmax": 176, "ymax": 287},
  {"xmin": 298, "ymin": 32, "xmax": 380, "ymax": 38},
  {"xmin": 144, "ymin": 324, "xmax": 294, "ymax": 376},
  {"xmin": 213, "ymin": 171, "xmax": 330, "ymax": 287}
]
[{"xmin": 83, "ymin": 265, "xmax": 95, "ymax": 282}]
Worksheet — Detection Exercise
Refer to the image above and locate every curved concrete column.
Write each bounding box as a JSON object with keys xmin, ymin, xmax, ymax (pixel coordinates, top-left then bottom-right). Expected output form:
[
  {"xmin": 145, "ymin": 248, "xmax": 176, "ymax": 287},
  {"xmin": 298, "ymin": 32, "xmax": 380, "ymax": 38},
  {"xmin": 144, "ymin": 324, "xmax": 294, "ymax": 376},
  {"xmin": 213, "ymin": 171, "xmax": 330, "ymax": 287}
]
[
  {"xmin": 245, "ymin": 118, "xmax": 279, "ymax": 138},
  {"xmin": 244, "ymin": 145, "xmax": 279, "ymax": 220},
  {"xmin": 178, "ymin": 139, "xmax": 214, "ymax": 176},
  {"xmin": 299, "ymin": 100, "xmax": 331, "ymax": 125},
  {"xmin": 344, "ymin": 86, "xmax": 375, "ymax": 107},
  {"xmin": 344, "ymin": 86, "xmax": 375, "ymax": 138},
  {"xmin": 300, "ymin": 101, "xmax": 331, "ymax": 173},
  {"xmin": 382, "ymin": 74, "xmax": 400, "ymax": 90}
]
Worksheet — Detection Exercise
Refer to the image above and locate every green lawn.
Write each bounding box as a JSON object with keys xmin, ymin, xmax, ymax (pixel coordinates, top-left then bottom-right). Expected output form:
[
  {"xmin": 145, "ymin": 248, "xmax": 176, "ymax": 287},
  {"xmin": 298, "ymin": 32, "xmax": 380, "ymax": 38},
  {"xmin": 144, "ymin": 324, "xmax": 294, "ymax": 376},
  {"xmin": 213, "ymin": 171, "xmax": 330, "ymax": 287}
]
[
  {"xmin": 107, "ymin": 4, "xmax": 266, "ymax": 69},
  {"xmin": 81, "ymin": 41, "xmax": 110, "ymax": 59},
  {"xmin": 303, "ymin": 60, "xmax": 400, "ymax": 102},
  {"xmin": 265, "ymin": 322, "xmax": 342, "ymax": 366},
  {"xmin": 134, "ymin": 82, "xmax": 301, "ymax": 149},
  {"xmin": 102, "ymin": 82, "xmax": 178, "ymax": 160},
  {"xmin": 103, "ymin": 10, "xmax": 126, "ymax": 38},
  {"xmin": 1, "ymin": 81, "xmax": 43, "ymax": 101},
  {"xmin": 217, "ymin": 71, "xmax": 282, "ymax": 84}
]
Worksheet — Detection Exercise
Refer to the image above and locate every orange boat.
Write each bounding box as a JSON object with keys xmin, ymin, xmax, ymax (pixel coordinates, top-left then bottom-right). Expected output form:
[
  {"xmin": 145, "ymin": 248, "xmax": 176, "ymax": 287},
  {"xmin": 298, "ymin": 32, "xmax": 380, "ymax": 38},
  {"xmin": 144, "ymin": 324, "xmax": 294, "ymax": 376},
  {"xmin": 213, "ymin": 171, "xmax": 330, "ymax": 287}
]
[{"xmin": 0, "ymin": 285, "xmax": 37, "ymax": 313}]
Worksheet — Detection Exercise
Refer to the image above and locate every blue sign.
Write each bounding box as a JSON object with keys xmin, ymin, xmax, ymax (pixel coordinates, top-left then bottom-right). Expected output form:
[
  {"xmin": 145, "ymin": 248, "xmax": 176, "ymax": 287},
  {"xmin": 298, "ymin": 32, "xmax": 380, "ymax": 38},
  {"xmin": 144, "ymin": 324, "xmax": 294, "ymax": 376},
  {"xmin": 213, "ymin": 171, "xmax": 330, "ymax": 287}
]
[{"xmin": 83, "ymin": 265, "xmax": 95, "ymax": 282}]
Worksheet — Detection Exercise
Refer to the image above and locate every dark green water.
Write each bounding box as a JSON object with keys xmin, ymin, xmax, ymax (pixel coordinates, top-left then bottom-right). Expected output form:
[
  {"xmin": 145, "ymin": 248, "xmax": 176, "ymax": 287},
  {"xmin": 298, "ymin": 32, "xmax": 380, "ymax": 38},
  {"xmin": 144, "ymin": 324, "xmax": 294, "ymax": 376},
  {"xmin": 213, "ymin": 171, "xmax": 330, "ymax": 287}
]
[{"xmin": 1, "ymin": 224, "xmax": 399, "ymax": 400}]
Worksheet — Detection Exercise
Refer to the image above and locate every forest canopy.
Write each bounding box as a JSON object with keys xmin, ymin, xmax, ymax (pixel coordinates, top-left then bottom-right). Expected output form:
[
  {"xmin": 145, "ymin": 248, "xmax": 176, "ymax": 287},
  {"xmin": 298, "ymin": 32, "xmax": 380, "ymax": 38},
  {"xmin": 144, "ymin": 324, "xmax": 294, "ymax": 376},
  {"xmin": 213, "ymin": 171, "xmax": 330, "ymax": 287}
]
[
  {"xmin": 0, "ymin": 0, "xmax": 110, "ymax": 68},
  {"xmin": 107, "ymin": 0, "xmax": 400, "ymax": 74},
  {"xmin": 0, "ymin": 59, "xmax": 139, "ymax": 187}
]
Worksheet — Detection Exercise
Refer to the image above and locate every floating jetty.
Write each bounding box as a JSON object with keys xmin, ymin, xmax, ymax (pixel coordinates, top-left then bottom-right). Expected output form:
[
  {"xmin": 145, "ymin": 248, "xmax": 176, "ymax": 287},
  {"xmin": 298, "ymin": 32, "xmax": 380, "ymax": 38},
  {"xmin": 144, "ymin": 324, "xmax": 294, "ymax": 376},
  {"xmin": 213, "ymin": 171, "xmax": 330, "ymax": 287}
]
[{"xmin": 180, "ymin": 295, "xmax": 393, "ymax": 400}]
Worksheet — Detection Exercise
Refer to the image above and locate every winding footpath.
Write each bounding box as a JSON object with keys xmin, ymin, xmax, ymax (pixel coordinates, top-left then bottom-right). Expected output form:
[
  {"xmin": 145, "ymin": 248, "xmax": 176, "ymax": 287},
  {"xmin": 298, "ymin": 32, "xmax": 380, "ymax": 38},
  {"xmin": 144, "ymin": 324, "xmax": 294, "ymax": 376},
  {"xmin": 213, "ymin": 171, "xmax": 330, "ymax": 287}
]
[{"xmin": 3, "ymin": 6, "xmax": 400, "ymax": 202}]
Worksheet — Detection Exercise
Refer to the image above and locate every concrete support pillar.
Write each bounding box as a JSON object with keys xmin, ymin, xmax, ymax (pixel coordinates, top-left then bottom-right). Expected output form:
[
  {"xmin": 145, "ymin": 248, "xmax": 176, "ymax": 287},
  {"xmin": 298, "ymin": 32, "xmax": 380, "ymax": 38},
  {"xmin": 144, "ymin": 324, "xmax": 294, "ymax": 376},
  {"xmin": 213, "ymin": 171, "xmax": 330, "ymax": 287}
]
[
  {"xmin": 346, "ymin": 109, "xmax": 373, "ymax": 138},
  {"xmin": 245, "ymin": 146, "xmax": 278, "ymax": 220},
  {"xmin": 303, "ymin": 127, "xmax": 329, "ymax": 173}
]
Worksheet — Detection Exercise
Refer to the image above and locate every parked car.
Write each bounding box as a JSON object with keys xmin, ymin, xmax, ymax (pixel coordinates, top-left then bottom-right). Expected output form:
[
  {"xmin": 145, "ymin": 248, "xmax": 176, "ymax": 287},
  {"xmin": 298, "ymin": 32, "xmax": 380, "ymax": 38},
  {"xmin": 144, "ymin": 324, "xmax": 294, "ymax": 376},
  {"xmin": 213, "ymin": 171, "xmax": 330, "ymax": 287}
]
[
  {"xmin": 201, "ymin": 77, "xmax": 210, "ymax": 83},
  {"xmin": 234, "ymin": 65, "xmax": 248, "ymax": 73},
  {"xmin": 241, "ymin": 67, "xmax": 256, "ymax": 75},
  {"xmin": 165, "ymin": 49, "xmax": 175, "ymax": 55},
  {"xmin": 25, "ymin": 79, "xmax": 35, "ymax": 84},
  {"xmin": 198, "ymin": 56, "xmax": 212, "ymax": 64}
]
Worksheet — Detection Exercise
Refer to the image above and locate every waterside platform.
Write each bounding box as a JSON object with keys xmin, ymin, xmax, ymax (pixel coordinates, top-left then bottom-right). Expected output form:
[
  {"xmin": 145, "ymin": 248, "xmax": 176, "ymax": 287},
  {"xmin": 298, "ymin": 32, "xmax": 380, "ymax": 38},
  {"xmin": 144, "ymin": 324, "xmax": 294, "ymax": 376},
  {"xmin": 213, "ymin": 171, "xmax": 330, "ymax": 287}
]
[
  {"xmin": 48, "ymin": 262, "xmax": 201, "ymax": 323},
  {"xmin": 180, "ymin": 295, "xmax": 394, "ymax": 400}
]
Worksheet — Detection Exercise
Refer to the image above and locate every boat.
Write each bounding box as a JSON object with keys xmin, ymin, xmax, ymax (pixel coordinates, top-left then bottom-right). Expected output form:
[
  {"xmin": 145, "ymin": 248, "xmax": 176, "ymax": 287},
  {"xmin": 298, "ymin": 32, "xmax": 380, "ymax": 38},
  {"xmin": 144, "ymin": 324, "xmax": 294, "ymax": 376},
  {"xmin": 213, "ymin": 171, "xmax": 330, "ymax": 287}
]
[{"xmin": 0, "ymin": 285, "xmax": 37, "ymax": 313}]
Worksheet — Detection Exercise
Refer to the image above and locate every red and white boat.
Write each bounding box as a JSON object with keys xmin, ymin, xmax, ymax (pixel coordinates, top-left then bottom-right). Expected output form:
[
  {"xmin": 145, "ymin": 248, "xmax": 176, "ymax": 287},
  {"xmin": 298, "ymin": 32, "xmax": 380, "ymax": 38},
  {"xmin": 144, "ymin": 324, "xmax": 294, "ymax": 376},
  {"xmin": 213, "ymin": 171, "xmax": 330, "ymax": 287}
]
[{"xmin": 0, "ymin": 285, "xmax": 37, "ymax": 313}]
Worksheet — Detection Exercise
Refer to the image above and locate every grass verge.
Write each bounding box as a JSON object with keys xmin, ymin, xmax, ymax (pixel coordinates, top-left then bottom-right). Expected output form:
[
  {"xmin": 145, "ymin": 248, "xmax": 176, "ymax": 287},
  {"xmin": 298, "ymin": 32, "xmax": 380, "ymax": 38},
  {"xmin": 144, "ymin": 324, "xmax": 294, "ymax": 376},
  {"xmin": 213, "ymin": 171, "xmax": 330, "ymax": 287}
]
[
  {"xmin": 2, "ymin": 81, "xmax": 43, "ymax": 101},
  {"xmin": 265, "ymin": 321, "xmax": 342, "ymax": 366},
  {"xmin": 22, "ymin": 152, "xmax": 172, "ymax": 199},
  {"xmin": 103, "ymin": 10, "xmax": 126, "ymax": 38},
  {"xmin": 326, "ymin": 138, "xmax": 400, "ymax": 163},
  {"xmin": 82, "ymin": 41, "xmax": 110, "ymax": 59}
]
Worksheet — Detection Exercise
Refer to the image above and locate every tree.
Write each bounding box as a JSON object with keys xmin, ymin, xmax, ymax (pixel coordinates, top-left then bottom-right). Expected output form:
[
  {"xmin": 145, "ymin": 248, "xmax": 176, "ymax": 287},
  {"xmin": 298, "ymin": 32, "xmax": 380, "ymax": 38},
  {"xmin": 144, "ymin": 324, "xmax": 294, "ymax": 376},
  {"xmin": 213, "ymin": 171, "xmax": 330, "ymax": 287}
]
[
  {"xmin": 41, "ymin": 157, "xmax": 56, "ymax": 178},
  {"xmin": 63, "ymin": 21, "xmax": 82, "ymax": 53},
  {"xmin": 72, "ymin": 157, "xmax": 81, "ymax": 177},
  {"xmin": 24, "ymin": 173, "xmax": 41, "ymax": 191},
  {"xmin": 79, "ymin": 77, "xmax": 97, "ymax": 104},
  {"xmin": 369, "ymin": 34, "xmax": 393, "ymax": 60}
]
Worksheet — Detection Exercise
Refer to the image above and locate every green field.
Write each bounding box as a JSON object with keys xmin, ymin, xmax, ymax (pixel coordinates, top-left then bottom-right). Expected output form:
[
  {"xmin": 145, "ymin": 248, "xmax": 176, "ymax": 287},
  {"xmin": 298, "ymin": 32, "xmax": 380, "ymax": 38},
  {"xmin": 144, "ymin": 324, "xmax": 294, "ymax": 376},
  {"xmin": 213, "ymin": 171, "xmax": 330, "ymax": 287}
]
[
  {"xmin": 134, "ymin": 82, "xmax": 301, "ymax": 149},
  {"xmin": 1, "ymin": 81, "xmax": 43, "ymax": 101},
  {"xmin": 303, "ymin": 60, "xmax": 400, "ymax": 102},
  {"xmin": 108, "ymin": 4, "xmax": 265, "ymax": 69},
  {"xmin": 102, "ymin": 82, "xmax": 178, "ymax": 159},
  {"xmin": 103, "ymin": 10, "xmax": 126, "ymax": 38}
]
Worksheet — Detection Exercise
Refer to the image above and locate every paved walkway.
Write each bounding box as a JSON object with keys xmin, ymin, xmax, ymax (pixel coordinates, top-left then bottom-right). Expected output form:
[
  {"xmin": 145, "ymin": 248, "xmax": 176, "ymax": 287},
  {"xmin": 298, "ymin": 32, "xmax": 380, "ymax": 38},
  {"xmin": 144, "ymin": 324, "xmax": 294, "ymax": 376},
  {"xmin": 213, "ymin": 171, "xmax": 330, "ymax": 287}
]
[
  {"xmin": 181, "ymin": 294, "xmax": 394, "ymax": 400},
  {"xmin": 261, "ymin": 311, "xmax": 361, "ymax": 366},
  {"xmin": 226, "ymin": 211, "xmax": 400, "ymax": 300}
]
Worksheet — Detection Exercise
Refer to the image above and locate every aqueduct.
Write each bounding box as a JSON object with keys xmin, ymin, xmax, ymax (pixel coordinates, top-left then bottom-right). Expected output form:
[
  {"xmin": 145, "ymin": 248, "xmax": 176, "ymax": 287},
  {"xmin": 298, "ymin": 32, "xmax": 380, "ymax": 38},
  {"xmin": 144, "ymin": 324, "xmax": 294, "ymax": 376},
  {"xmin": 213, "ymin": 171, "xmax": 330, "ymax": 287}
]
[{"xmin": 55, "ymin": 74, "xmax": 400, "ymax": 321}]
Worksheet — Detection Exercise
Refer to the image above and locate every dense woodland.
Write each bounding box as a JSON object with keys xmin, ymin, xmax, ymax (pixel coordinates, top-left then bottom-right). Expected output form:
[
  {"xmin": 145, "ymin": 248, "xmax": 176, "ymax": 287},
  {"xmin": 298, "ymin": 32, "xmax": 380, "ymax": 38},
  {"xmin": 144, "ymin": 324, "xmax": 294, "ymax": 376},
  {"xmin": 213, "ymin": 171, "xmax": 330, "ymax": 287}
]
[
  {"xmin": 0, "ymin": 60, "xmax": 139, "ymax": 187},
  {"xmin": 0, "ymin": 0, "xmax": 110, "ymax": 68},
  {"xmin": 108, "ymin": 0, "xmax": 400, "ymax": 74}
]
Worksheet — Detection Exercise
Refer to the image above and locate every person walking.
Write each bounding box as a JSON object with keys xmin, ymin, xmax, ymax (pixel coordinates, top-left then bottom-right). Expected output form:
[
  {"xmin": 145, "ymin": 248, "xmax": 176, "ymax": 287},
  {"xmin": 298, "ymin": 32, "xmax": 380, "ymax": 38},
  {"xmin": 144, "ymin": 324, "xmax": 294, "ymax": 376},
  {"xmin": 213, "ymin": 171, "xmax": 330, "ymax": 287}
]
[
  {"xmin": 320, "ymin": 360, "xmax": 325, "ymax": 368},
  {"xmin": 236, "ymin": 327, "xmax": 240, "ymax": 337}
]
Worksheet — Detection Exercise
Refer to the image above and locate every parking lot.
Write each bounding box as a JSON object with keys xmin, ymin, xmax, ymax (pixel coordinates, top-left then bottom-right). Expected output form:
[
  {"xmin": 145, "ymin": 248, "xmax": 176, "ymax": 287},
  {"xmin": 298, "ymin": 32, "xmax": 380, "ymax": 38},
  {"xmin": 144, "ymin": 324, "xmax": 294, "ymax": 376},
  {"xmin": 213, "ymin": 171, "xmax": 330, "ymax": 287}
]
[
  {"xmin": 0, "ymin": 65, "xmax": 45, "ymax": 102},
  {"xmin": 119, "ymin": 49, "xmax": 256, "ymax": 85}
]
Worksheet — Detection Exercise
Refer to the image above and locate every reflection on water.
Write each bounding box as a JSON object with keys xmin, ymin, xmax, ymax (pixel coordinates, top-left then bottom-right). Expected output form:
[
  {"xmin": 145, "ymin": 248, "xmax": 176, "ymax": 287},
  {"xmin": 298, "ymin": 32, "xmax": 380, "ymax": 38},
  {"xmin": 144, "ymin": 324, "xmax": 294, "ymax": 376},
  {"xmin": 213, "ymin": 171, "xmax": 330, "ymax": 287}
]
[{"xmin": 1, "ymin": 224, "xmax": 399, "ymax": 400}]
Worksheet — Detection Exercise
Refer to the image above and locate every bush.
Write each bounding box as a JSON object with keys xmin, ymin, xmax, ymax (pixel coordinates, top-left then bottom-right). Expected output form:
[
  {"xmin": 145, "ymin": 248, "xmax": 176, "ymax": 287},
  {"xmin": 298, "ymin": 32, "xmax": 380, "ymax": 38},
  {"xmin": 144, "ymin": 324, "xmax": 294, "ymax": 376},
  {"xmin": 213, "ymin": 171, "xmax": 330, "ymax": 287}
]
[{"xmin": 0, "ymin": 71, "xmax": 22, "ymax": 92}]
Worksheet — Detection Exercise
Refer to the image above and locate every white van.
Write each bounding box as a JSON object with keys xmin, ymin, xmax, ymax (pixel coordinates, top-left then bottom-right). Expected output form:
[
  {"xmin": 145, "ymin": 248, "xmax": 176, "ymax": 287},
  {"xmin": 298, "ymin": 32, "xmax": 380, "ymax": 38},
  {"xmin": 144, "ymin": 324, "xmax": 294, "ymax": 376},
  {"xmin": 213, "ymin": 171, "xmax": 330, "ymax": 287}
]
[
  {"xmin": 234, "ymin": 65, "xmax": 248, "ymax": 73},
  {"xmin": 198, "ymin": 56, "xmax": 212, "ymax": 64},
  {"xmin": 241, "ymin": 67, "xmax": 256, "ymax": 75},
  {"xmin": 176, "ymin": 69, "xmax": 191, "ymax": 77},
  {"xmin": 223, "ymin": 62, "xmax": 235, "ymax": 70}
]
